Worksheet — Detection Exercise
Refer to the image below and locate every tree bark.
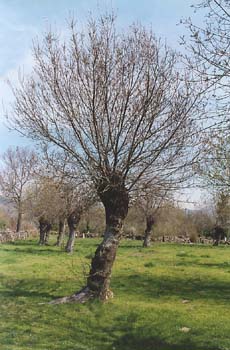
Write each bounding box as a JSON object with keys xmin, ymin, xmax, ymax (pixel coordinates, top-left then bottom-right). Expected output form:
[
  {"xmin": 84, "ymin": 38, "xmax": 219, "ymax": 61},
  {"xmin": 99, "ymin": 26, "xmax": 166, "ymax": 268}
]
[
  {"xmin": 56, "ymin": 219, "xmax": 65, "ymax": 246},
  {"xmin": 50, "ymin": 174, "xmax": 129, "ymax": 304},
  {"xmin": 16, "ymin": 210, "xmax": 22, "ymax": 233},
  {"xmin": 39, "ymin": 218, "xmax": 51, "ymax": 245},
  {"xmin": 39, "ymin": 218, "xmax": 48, "ymax": 245},
  {"xmin": 44, "ymin": 223, "xmax": 52, "ymax": 245},
  {"xmin": 65, "ymin": 210, "xmax": 81, "ymax": 253},
  {"xmin": 87, "ymin": 174, "xmax": 129, "ymax": 300},
  {"xmin": 143, "ymin": 214, "xmax": 155, "ymax": 248}
]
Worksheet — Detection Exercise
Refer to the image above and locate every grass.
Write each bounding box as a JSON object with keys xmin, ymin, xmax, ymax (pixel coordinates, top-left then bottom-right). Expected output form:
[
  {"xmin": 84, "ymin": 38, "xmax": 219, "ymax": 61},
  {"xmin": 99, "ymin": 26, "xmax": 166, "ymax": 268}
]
[{"xmin": 0, "ymin": 238, "xmax": 230, "ymax": 350}]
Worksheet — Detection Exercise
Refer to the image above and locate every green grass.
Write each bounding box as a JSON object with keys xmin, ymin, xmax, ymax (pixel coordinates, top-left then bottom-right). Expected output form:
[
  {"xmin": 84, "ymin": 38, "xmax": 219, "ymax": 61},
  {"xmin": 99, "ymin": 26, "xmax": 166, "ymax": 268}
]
[{"xmin": 0, "ymin": 238, "xmax": 230, "ymax": 350}]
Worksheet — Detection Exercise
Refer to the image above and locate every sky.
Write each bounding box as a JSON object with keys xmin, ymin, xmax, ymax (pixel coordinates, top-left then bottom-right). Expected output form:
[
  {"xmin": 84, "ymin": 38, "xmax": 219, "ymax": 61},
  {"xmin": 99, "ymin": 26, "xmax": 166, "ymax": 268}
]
[{"xmin": 0, "ymin": 0, "xmax": 205, "ymax": 207}]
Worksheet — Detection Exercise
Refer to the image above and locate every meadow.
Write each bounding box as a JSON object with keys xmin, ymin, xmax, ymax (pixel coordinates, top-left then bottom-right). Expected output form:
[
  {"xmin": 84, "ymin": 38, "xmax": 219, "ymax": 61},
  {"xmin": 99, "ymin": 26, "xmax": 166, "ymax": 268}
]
[{"xmin": 0, "ymin": 238, "xmax": 229, "ymax": 350}]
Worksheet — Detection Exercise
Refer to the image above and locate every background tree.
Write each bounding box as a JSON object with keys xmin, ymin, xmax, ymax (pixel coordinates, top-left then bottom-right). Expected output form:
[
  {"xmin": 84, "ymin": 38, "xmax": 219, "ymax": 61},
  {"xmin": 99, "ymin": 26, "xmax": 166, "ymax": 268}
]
[
  {"xmin": 198, "ymin": 133, "xmax": 230, "ymax": 191},
  {"xmin": 134, "ymin": 183, "xmax": 170, "ymax": 247},
  {"xmin": 216, "ymin": 192, "xmax": 230, "ymax": 228},
  {"xmin": 78, "ymin": 204, "xmax": 105, "ymax": 236},
  {"xmin": 10, "ymin": 14, "xmax": 203, "ymax": 302},
  {"xmin": 25, "ymin": 176, "xmax": 63, "ymax": 244},
  {"xmin": 62, "ymin": 181, "xmax": 95, "ymax": 253},
  {"xmin": 0, "ymin": 147, "xmax": 37, "ymax": 232}
]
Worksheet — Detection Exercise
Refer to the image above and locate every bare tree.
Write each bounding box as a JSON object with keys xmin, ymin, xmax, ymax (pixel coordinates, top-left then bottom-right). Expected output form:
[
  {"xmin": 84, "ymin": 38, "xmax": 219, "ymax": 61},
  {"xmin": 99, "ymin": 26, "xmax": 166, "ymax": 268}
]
[
  {"xmin": 0, "ymin": 147, "xmax": 37, "ymax": 232},
  {"xmin": 38, "ymin": 155, "xmax": 96, "ymax": 251},
  {"xmin": 60, "ymin": 181, "xmax": 95, "ymax": 253},
  {"xmin": 55, "ymin": 218, "xmax": 66, "ymax": 247},
  {"xmin": 193, "ymin": 129, "xmax": 230, "ymax": 195},
  {"xmin": 182, "ymin": 0, "xmax": 230, "ymax": 125},
  {"xmin": 134, "ymin": 183, "xmax": 171, "ymax": 247},
  {"xmin": 25, "ymin": 176, "xmax": 62, "ymax": 244},
  {"xmin": 10, "ymin": 14, "xmax": 203, "ymax": 302}
]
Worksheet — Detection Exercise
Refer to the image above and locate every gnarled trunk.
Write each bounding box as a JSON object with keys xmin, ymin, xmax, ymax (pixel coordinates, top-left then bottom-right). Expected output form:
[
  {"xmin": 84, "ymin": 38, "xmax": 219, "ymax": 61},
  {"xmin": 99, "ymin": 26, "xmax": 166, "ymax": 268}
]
[
  {"xmin": 50, "ymin": 174, "xmax": 129, "ymax": 304},
  {"xmin": 87, "ymin": 175, "xmax": 129, "ymax": 300},
  {"xmin": 44, "ymin": 223, "xmax": 52, "ymax": 245},
  {"xmin": 65, "ymin": 210, "xmax": 81, "ymax": 253},
  {"xmin": 39, "ymin": 218, "xmax": 48, "ymax": 245},
  {"xmin": 39, "ymin": 218, "xmax": 51, "ymax": 245},
  {"xmin": 56, "ymin": 219, "xmax": 65, "ymax": 246},
  {"xmin": 16, "ymin": 210, "xmax": 22, "ymax": 233},
  {"xmin": 143, "ymin": 214, "xmax": 155, "ymax": 248}
]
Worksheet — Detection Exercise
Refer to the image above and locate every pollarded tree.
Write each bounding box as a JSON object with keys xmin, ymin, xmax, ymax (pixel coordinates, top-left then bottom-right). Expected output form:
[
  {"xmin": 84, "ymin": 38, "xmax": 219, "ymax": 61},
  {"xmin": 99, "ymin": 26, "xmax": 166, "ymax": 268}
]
[
  {"xmin": 25, "ymin": 176, "xmax": 63, "ymax": 244},
  {"xmin": 60, "ymin": 180, "xmax": 95, "ymax": 253},
  {"xmin": 135, "ymin": 183, "xmax": 171, "ymax": 247},
  {"xmin": 0, "ymin": 147, "xmax": 37, "ymax": 232},
  {"xmin": 40, "ymin": 154, "xmax": 96, "ymax": 251},
  {"xmin": 10, "ymin": 14, "xmax": 203, "ymax": 302}
]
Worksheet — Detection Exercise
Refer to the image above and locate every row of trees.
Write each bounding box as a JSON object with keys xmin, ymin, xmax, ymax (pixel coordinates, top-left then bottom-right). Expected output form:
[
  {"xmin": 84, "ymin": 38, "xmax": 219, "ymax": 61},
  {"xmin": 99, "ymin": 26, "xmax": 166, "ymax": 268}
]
[{"xmin": 0, "ymin": 146, "xmax": 181, "ymax": 249}]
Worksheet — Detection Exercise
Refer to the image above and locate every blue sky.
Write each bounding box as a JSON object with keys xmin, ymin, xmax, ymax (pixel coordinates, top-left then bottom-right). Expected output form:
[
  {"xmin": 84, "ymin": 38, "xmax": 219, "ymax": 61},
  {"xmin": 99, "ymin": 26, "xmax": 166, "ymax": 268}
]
[
  {"xmin": 0, "ymin": 0, "xmax": 204, "ymax": 207},
  {"xmin": 0, "ymin": 0, "xmax": 202, "ymax": 150}
]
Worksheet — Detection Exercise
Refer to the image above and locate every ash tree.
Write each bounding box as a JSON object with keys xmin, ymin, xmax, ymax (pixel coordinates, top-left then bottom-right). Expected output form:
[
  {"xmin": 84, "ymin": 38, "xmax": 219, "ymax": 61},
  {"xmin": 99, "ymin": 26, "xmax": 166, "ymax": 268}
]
[
  {"xmin": 38, "ymin": 152, "xmax": 96, "ymax": 251},
  {"xmin": 10, "ymin": 14, "xmax": 203, "ymax": 302},
  {"xmin": 134, "ymin": 183, "xmax": 171, "ymax": 247},
  {"xmin": 0, "ymin": 147, "xmax": 37, "ymax": 232},
  {"xmin": 58, "ymin": 180, "xmax": 95, "ymax": 253},
  {"xmin": 25, "ymin": 176, "xmax": 62, "ymax": 244}
]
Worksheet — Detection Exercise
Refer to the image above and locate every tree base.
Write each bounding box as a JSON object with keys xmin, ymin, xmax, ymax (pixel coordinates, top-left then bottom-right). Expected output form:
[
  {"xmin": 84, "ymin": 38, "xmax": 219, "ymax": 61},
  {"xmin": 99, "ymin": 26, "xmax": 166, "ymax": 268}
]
[
  {"xmin": 49, "ymin": 287, "xmax": 94, "ymax": 304},
  {"xmin": 48, "ymin": 286, "xmax": 114, "ymax": 304},
  {"xmin": 65, "ymin": 248, "xmax": 74, "ymax": 253}
]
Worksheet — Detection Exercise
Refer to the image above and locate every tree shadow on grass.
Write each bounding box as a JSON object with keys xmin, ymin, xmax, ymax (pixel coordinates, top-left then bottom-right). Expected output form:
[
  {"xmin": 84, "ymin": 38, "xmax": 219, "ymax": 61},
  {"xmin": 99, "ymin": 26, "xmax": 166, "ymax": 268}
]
[
  {"xmin": 112, "ymin": 273, "xmax": 230, "ymax": 303},
  {"xmin": 112, "ymin": 332, "xmax": 220, "ymax": 350},
  {"xmin": 0, "ymin": 239, "xmax": 100, "ymax": 255},
  {"xmin": 99, "ymin": 310, "xmax": 221, "ymax": 350},
  {"xmin": 0, "ymin": 277, "xmax": 72, "ymax": 301},
  {"xmin": 0, "ymin": 246, "xmax": 63, "ymax": 255},
  {"xmin": 196, "ymin": 261, "xmax": 230, "ymax": 269}
]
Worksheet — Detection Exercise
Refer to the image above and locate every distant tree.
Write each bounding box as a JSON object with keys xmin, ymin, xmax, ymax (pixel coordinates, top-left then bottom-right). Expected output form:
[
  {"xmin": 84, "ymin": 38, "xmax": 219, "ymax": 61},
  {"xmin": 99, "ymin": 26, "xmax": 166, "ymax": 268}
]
[
  {"xmin": 10, "ymin": 14, "xmax": 203, "ymax": 302},
  {"xmin": 0, "ymin": 147, "xmax": 37, "ymax": 232},
  {"xmin": 25, "ymin": 176, "xmax": 62, "ymax": 244},
  {"xmin": 135, "ymin": 183, "xmax": 170, "ymax": 247},
  {"xmin": 189, "ymin": 209, "xmax": 215, "ymax": 238},
  {"xmin": 198, "ymin": 133, "xmax": 230, "ymax": 192},
  {"xmin": 212, "ymin": 225, "xmax": 225, "ymax": 246},
  {"xmin": 78, "ymin": 204, "xmax": 105, "ymax": 235},
  {"xmin": 61, "ymin": 181, "xmax": 95, "ymax": 253},
  {"xmin": 216, "ymin": 192, "xmax": 230, "ymax": 226}
]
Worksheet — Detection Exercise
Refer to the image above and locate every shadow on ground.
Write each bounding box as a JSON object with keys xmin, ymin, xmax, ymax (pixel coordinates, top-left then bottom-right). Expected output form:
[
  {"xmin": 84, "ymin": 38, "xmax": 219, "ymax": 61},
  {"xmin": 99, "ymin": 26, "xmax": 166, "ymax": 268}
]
[
  {"xmin": 112, "ymin": 272, "xmax": 230, "ymax": 303},
  {"xmin": 111, "ymin": 333, "xmax": 220, "ymax": 350}
]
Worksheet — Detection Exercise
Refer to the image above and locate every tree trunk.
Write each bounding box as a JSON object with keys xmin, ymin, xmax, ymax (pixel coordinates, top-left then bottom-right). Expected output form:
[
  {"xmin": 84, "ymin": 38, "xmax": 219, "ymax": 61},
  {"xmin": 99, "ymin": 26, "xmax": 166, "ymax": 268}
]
[
  {"xmin": 143, "ymin": 214, "xmax": 155, "ymax": 248},
  {"xmin": 213, "ymin": 237, "xmax": 220, "ymax": 246},
  {"xmin": 16, "ymin": 210, "xmax": 22, "ymax": 233},
  {"xmin": 39, "ymin": 218, "xmax": 48, "ymax": 245},
  {"xmin": 56, "ymin": 219, "xmax": 65, "ymax": 246},
  {"xmin": 44, "ymin": 223, "xmax": 52, "ymax": 245},
  {"xmin": 50, "ymin": 173, "xmax": 129, "ymax": 304},
  {"xmin": 65, "ymin": 210, "xmax": 81, "ymax": 253},
  {"xmin": 87, "ymin": 175, "xmax": 129, "ymax": 300}
]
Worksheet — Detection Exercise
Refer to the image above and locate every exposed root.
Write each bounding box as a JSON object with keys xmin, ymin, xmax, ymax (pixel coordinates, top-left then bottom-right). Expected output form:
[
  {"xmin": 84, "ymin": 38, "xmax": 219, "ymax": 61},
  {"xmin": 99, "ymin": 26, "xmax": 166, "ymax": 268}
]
[
  {"xmin": 47, "ymin": 286, "xmax": 114, "ymax": 305},
  {"xmin": 48, "ymin": 287, "xmax": 94, "ymax": 305}
]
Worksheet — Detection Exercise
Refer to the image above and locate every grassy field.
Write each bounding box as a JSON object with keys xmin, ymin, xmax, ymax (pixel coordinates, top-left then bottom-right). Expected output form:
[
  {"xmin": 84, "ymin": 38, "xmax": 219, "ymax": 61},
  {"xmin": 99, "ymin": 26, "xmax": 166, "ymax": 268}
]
[{"xmin": 0, "ymin": 238, "xmax": 229, "ymax": 350}]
